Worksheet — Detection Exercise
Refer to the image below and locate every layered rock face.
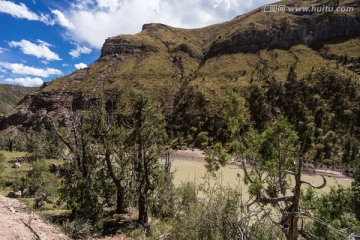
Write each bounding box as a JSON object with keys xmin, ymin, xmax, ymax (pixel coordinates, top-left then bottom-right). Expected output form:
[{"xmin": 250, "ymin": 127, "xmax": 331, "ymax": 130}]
[
  {"xmin": 209, "ymin": 13, "xmax": 360, "ymax": 56},
  {"xmin": 101, "ymin": 38, "xmax": 159, "ymax": 57},
  {"xmin": 3, "ymin": 92, "xmax": 83, "ymax": 129},
  {"xmin": 1, "ymin": 0, "xmax": 359, "ymax": 130}
]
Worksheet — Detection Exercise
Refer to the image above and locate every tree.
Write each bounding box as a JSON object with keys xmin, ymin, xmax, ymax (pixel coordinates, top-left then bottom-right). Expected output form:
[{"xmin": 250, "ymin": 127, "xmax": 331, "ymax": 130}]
[
  {"xmin": 127, "ymin": 90, "xmax": 168, "ymax": 226},
  {"xmin": 241, "ymin": 118, "xmax": 328, "ymax": 240},
  {"xmin": 89, "ymin": 97, "xmax": 132, "ymax": 214},
  {"xmin": 351, "ymin": 159, "xmax": 360, "ymax": 222},
  {"xmin": 53, "ymin": 111, "xmax": 104, "ymax": 227},
  {"xmin": 54, "ymin": 92, "xmax": 172, "ymax": 230},
  {"xmin": 23, "ymin": 161, "xmax": 58, "ymax": 197},
  {"xmin": 309, "ymin": 187, "xmax": 360, "ymax": 239},
  {"xmin": 26, "ymin": 124, "xmax": 64, "ymax": 159},
  {"xmin": 206, "ymin": 92, "xmax": 328, "ymax": 240},
  {"xmin": 248, "ymin": 85, "xmax": 269, "ymax": 130}
]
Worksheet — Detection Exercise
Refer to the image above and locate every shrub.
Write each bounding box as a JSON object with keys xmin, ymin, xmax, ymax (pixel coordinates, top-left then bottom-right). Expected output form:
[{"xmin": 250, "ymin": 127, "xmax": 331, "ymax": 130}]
[
  {"xmin": 23, "ymin": 161, "xmax": 58, "ymax": 197},
  {"xmin": 62, "ymin": 218, "xmax": 92, "ymax": 239},
  {"xmin": 168, "ymin": 182, "xmax": 253, "ymax": 240}
]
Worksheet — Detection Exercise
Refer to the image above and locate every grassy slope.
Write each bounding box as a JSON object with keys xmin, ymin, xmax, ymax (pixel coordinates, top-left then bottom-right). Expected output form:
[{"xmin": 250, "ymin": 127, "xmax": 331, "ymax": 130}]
[
  {"xmin": 40, "ymin": 0, "xmax": 359, "ymax": 117},
  {"xmin": 0, "ymin": 84, "xmax": 38, "ymax": 115}
]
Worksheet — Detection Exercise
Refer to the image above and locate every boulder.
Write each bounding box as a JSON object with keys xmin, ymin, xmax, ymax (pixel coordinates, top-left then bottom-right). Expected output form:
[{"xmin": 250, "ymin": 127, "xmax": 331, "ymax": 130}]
[{"xmin": 13, "ymin": 162, "xmax": 21, "ymax": 168}]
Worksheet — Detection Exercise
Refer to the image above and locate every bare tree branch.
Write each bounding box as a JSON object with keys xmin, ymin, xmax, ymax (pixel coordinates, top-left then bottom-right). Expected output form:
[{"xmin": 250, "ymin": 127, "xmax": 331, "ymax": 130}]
[
  {"xmin": 300, "ymin": 176, "xmax": 326, "ymax": 189},
  {"xmin": 300, "ymin": 230, "xmax": 320, "ymax": 240},
  {"xmin": 258, "ymin": 196, "xmax": 295, "ymax": 204},
  {"xmin": 283, "ymin": 170, "xmax": 296, "ymax": 175},
  {"xmin": 241, "ymin": 160, "xmax": 253, "ymax": 184},
  {"xmin": 52, "ymin": 121, "xmax": 74, "ymax": 153}
]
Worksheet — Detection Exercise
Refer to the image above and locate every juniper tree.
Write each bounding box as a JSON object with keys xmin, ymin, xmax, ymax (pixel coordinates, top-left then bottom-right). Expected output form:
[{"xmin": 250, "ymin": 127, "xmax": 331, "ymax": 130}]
[
  {"xmin": 53, "ymin": 111, "xmax": 104, "ymax": 227},
  {"xmin": 89, "ymin": 97, "xmax": 132, "ymax": 214},
  {"xmin": 127, "ymin": 90, "xmax": 168, "ymax": 226},
  {"xmin": 206, "ymin": 92, "xmax": 327, "ymax": 240}
]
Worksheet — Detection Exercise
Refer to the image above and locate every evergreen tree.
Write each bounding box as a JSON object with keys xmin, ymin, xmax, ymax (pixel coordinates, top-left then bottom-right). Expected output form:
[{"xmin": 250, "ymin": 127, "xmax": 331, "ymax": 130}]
[
  {"xmin": 89, "ymin": 96, "xmax": 132, "ymax": 214},
  {"xmin": 127, "ymin": 90, "xmax": 168, "ymax": 226},
  {"xmin": 54, "ymin": 112, "xmax": 105, "ymax": 228}
]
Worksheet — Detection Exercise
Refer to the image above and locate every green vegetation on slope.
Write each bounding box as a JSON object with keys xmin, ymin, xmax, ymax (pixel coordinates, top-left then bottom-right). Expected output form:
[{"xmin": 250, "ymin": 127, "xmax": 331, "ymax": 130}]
[{"xmin": 0, "ymin": 84, "xmax": 38, "ymax": 115}]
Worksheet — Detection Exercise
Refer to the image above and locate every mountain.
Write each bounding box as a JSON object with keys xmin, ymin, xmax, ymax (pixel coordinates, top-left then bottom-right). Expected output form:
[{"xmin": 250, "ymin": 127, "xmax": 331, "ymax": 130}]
[
  {"xmin": 1, "ymin": 0, "xmax": 359, "ymax": 153},
  {"xmin": 0, "ymin": 84, "xmax": 38, "ymax": 116}
]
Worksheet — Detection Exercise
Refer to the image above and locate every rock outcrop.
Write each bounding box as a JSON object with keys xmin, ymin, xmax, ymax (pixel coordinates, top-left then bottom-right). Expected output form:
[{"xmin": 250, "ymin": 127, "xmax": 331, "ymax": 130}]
[{"xmin": 101, "ymin": 37, "xmax": 159, "ymax": 57}]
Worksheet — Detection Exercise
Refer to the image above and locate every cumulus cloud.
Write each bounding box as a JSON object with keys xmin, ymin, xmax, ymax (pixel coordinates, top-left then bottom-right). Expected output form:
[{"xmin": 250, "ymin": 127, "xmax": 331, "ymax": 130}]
[
  {"xmin": 69, "ymin": 44, "xmax": 92, "ymax": 58},
  {"xmin": 8, "ymin": 39, "xmax": 61, "ymax": 61},
  {"xmin": 5, "ymin": 77, "xmax": 43, "ymax": 87},
  {"xmin": 74, "ymin": 63, "xmax": 87, "ymax": 69},
  {"xmin": 51, "ymin": 9, "xmax": 74, "ymax": 29},
  {"xmin": 0, "ymin": 0, "xmax": 52, "ymax": 24},
  {"xmin": 55, "ymin": 0, "xmax": 275, "ymax": 49},
  {"xmin": 0, "ymin": 62, "xmax": 63, "ymax": 77}
]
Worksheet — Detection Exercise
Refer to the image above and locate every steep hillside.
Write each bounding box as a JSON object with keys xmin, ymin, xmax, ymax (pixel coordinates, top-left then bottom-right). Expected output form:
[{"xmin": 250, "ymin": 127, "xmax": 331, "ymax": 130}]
[
  {"xmin": 1, "ymin": 0, "xmax": 360, "ymax": 134},
  {"xmin": 0, "ymin": 84, "xmax": 38, "ymax": 116}
]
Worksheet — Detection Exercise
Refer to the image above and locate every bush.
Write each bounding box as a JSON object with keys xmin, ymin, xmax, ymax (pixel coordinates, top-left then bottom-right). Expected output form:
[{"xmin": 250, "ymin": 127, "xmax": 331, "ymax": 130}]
[
  {"xmin": 22, "ymin": 161, "xmax": 58, "ymax": 197},
  {"xmin": 175, "ymin": 182, "xmax": 197, "ymax": 212},
  {"xmin": 61, "ymin": 178, "xmax": 104, "ymax": 230},
  {"xmin": 62, "ymin": 218, "xmax": 92, "ymax": 239},
  {"xmin": 309, "ymin": 186, "xmax": 360, "ymax": 239},
  {"xmin": 150, "ymin": 174, "xmax": 176, "ymax": 220},
  {"xmin": 168, "ymin": 182, "xmax": 253, "ymax": 240}
]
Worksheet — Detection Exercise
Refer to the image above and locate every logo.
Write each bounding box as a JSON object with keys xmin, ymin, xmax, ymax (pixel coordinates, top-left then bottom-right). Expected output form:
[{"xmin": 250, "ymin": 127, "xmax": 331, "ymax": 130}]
[{"xmin": 263, "ymin": 5, "xmax": 286, "ymax": 13}]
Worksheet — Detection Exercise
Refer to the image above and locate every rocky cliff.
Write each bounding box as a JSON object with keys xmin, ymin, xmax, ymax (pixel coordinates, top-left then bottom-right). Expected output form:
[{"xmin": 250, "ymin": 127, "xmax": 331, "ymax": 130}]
[{"xmin": 1, "ymin": 0, "xmax": 359, "ymax": 130}]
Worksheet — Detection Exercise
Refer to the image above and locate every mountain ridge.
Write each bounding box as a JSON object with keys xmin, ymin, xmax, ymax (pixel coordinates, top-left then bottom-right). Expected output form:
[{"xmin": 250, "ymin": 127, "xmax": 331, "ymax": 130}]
[{"xmin": 1, "ymin": 0, "xmax": 359, "ymax": 131}]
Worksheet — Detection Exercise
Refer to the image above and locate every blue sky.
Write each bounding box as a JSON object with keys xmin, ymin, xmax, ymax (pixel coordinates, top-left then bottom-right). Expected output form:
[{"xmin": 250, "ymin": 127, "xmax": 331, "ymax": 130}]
[{"xmin": 0, "ymin": 0, "xmax": 275, "ymax": 87}]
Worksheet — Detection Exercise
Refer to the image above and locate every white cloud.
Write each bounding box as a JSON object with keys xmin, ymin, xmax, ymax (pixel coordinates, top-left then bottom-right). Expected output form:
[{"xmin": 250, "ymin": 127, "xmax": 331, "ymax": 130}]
[
  {"xmin": 0, "ymin": 0, "xmax": 52, "ymax": 24},
  {"xmin": 8, "ymin": 39, "xmax": 61, "ymax": 61},
  {"xmin": 96, "ymin": 0, "xmax": 123, "ymax": 9},
  {"xmin": 56, "ymin": 0, "xmax": 275, "ymax": 49},
  {"xmin": 0, "ymin": 1, "xmax": 39, "ymax": 20},
  {"xmin": 0, "ymin": 47, "xmax": 7, "ymax": 53},
  {"xmin": 0, "ymin": 62, "xmax": 63, "ymax": 77},
  {"xmin": 51, "ymin": 9, "xmax": 74, "ymax": 29},
  {"xmin": 74, "ymin": 63, "xmax": 87, "ymax": 69},
  {"xmin": 5, "ymin": 77, "xmax": 43, "ymax": 87},
  {"xmin": 62, "ymin": 63, "xmax": 69, "ymax": 67},
  {"xmin": 69, "ymin": 44, "xmax": 92, "ymax": 58}
]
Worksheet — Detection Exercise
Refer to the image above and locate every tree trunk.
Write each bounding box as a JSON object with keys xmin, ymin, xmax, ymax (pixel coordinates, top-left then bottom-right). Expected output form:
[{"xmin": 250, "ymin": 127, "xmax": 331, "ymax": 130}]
[
  {"xmin": 138, "ymin": 193, "xmax": 148, "ymax": 225},
  {"xmin": 288, "ymin": 215, "xmax": 299, "ymax": 240},
  {"xmin": 116, "ymin": 187, "xmax": 126, "ymax": 214},
  {"xmin": 287, "ymin": 158, "xmax": 303, "ymax": 240}
]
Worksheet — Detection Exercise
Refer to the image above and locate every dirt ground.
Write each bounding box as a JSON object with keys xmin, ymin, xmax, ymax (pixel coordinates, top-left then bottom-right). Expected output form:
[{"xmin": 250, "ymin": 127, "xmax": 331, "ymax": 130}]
[
  {"xmin": 0, "ymin": 195, "xmax": 69, "ymax": 240},
  {"xmin": 0, "ymin": 194, "xmax": 133, "ymax": 240}
]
